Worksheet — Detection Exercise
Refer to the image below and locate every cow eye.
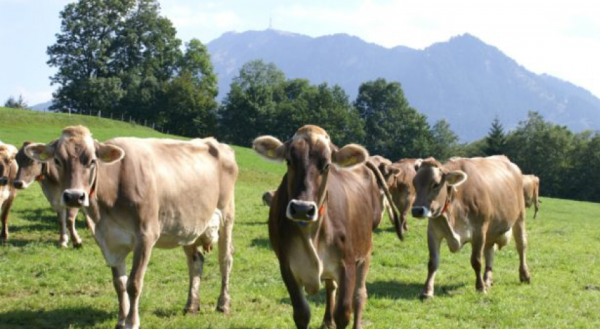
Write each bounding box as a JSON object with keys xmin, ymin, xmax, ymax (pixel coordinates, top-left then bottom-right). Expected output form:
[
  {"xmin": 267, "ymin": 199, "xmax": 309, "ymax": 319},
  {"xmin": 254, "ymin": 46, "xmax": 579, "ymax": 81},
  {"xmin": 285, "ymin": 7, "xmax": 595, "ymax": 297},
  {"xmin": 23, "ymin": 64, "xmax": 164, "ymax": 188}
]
[
  {"xmin": 432, "ymin": 182, "xmax": 440, "ymax": 189},
  {"xmin": 87, "ymin": 159, "xmax": 96, "ymax": 169},
  {"xmin": 321, "ymin": 163, "xmax": 330, "ymax": 174},
  {"xmin": 54, "ymin": 158, "xmax": 61, "ymax": 167}
]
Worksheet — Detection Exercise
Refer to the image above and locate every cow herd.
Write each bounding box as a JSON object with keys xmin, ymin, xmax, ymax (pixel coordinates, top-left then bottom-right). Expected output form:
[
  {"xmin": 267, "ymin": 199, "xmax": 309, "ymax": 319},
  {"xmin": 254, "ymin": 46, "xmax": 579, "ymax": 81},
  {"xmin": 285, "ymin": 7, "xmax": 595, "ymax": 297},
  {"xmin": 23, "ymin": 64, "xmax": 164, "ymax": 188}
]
[{"xmin": 0, "ymin": 124, "xmax": 541, "ymax": 329}]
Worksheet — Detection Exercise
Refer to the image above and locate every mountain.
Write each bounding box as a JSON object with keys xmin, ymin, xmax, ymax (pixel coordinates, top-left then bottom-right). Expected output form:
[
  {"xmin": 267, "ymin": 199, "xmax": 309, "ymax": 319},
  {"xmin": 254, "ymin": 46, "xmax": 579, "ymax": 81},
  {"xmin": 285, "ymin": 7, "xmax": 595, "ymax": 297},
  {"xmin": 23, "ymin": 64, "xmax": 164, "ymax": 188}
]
[
  {"xmin": 30, "ymin": 101, "xmax": 53, "ymax": 111},
  {"xmin": 207, "ymin": 29, "xmax": 600, "ymax": 141}
]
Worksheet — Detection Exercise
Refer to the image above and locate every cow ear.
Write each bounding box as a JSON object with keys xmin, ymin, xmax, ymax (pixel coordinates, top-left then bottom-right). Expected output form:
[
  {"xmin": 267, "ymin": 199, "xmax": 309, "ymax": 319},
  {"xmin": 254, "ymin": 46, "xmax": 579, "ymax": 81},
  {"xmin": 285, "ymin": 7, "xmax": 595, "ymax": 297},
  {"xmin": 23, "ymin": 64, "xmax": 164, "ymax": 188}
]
[
  {"xmin": 445, "ymin": 170, "xmax": 468, "ymax": 187},
  {"xmin": 332, "ymin": 144, "xmax": 369, "ymax": 168},
  {"xmin": 414, "ymin": 158, "xmax": 423, "ymax": 171},
  {"xmin": 24, "ymin": 143, "xmax": 54, "ymax": 162},
  {"xmin": 253, "ymin": 136, "xmax": 286, "ymax": 162},
  {"xmin": 96, "ymin": 143, "xmax": 125, "ymax": 164}
]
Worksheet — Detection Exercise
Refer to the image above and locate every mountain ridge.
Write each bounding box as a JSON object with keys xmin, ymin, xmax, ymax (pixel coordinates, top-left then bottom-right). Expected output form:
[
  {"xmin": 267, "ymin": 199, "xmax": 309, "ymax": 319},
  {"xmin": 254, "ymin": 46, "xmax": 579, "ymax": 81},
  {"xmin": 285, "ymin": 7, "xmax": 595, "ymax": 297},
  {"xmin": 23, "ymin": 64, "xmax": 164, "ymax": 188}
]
[{"xmin": 207, "ymin": 29, "xmax": 600, "ymax": 141}]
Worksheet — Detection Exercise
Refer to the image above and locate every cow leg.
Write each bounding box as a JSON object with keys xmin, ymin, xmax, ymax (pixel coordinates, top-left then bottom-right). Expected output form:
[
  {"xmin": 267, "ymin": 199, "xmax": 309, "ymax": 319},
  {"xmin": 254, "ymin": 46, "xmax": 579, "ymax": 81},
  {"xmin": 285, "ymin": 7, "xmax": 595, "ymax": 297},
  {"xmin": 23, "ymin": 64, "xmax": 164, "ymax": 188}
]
[
  {"xmin": 483, "ymin": 243, "xmax": 495, "ymax": 288},
  {"xmin": 421, "ymin": 226, "xmax": 442, "ymax": 299},
  {"xmin": 281, "ymin": 264, "xmax": 310, "ymax": 329},
  {"xmin": 471, "ymin": 229, "xmax": 486, "ymax": 292},
  {"xmin": 125, "ymin": 238, "xmax": 156, "ymax": 329},
  {"xmin": 0, "ymin": 197, "xmax": 14, "ymax": 243},
  {"xmin": 183, "ymin": 245, "xmax": 204, "ymax": 314},
  {"xmin": 513, "ymin": 214, "xmax": 531, "ymax": 283},
  {"xmin": 217, "ymin": 199, "xmax": 235, "ymax": 313},
  {"xmin": 322, "ymin": 279, "xmax": 337, "ymax": 329},
  {"xmin": 57, "ymin": 210, "xmax": 69, "ymax": 248},
  {"xmin": 334, "ymin": 263, "xmax": 356, "ymax": 329},
  {"xmin": 112, "ymin": 261, "xmax": 130, "ymax": 329},
  {"xmin": 352, "ymin": 257, "xmax": 370, "ymax": 329},
  {"xmin": 66, "ymin": 207, "xmax": 82, "ymax": 248}
]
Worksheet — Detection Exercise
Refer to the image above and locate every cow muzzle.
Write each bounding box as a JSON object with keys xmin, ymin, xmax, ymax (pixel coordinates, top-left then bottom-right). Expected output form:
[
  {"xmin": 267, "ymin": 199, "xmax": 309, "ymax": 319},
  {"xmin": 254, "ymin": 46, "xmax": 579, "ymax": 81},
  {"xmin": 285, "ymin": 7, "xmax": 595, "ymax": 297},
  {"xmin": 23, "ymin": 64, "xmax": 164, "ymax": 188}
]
[
  {"xmin": 12, "ymin": 180, "xmax": 29, "ymax": 189},
  {"xmin": 412, "ymin": 206, "xmax": 433, "ymax": 219},
  {"xmin": 287, "ymin": 199, "xmax": 318, "ymax": 224},
  {"xmin": 62, "ymin": 189, "xmax": 89, "ymax": 208},
  {"xmin": 0, "ymin": 177, "xmax": 7, "ymax": 186}
]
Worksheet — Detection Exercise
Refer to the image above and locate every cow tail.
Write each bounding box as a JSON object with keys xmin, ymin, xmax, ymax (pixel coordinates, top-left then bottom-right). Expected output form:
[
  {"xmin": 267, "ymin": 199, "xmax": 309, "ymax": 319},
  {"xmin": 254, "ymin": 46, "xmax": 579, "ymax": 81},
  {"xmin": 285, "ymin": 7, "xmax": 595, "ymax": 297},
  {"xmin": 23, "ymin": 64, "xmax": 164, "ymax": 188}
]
[{"xmin": 365, "ymin": 161, "xmax": 404, "ymax": 241}]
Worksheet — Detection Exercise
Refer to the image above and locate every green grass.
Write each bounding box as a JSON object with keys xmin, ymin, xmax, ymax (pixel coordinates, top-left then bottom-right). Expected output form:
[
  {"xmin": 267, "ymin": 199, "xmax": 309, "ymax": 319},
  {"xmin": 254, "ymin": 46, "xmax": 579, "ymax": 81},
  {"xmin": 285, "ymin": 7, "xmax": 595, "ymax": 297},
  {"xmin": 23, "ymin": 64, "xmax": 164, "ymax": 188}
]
[{"xmin": 1, "ymin": 107, "xmax": 600, "ymax": 328}]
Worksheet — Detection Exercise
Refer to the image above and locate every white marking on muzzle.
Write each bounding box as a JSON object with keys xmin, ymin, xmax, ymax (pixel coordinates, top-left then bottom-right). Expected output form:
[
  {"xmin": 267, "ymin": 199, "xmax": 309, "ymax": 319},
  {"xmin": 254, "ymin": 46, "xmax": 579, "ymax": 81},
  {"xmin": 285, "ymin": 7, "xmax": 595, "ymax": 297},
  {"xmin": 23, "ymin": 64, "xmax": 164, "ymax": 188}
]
[{"xmin": 286, "ymin": 199, "xmax": 319, "ymax": 222}]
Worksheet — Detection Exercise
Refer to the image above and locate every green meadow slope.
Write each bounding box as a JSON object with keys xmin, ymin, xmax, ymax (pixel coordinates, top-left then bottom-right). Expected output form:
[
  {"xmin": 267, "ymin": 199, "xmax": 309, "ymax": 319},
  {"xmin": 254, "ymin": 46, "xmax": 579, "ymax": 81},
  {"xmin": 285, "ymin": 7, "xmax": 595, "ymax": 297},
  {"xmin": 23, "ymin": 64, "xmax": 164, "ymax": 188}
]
[{"xmin": 0, "ymin": 107, "xmax": 599, "ymax": 328}]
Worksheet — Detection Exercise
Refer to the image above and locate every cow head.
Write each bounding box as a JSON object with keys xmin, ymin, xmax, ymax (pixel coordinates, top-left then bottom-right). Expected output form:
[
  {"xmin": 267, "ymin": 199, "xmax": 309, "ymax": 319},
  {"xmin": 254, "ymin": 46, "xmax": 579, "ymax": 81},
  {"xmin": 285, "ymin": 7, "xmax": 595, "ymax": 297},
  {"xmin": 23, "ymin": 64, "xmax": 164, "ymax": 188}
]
[
  {"xmin": 412, "ymin": 157, "xmax": 467, "ymax": 219},
  {"xmin": 253, "ymin": 125, "xmax": 368, "ymax": 225},
  {"xmin": 13, "ymin": 141, "xmax": 47, "ymax": 189},
  {"xmin": 23, "ymin": 126, "xmax": 125, "ymax": 208},
  {"xmin": 0, "ymin": 143, "xmax": 18, "ymax": 186}
]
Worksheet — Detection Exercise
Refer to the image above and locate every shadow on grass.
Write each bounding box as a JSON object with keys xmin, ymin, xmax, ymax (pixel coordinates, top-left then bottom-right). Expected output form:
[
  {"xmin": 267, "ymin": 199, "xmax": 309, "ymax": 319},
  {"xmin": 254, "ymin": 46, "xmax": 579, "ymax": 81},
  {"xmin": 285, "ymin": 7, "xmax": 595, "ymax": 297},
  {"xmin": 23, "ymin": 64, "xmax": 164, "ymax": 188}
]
[
  {"xmin": 0, "ymin": 307, "xmax": 112, "ymax": 329},
  {"xmin": 250, "ymin": 238, "xmax": 271, "ymax": 250},
  {"xmin": 14, "ymin": 207, "xmax": 57, "ymax": 223},
  {"xmin": 1, "ymin": 238, "xmax": 56, "ymax": 248},
  {"xmin": 368, "ymin": 280, "xmax": 465, "ymax": 300}
]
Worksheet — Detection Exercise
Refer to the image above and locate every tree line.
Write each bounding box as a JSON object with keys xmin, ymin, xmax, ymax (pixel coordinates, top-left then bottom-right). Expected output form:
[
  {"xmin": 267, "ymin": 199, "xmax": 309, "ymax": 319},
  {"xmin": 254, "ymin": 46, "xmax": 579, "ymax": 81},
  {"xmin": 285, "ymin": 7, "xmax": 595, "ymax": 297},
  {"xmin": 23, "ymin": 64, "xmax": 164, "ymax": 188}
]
[{"xmin": 4, "ymin": 0, "xmax": 600, "ymax": 203}]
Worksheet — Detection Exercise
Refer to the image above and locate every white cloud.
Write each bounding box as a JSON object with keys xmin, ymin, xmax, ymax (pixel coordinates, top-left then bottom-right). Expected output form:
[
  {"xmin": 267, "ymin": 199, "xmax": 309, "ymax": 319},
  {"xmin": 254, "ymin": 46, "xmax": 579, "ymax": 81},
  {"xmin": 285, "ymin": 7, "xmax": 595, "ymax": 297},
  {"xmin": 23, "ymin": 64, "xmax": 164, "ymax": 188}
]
[
  {"xmin": 162, "ymin": 1, "xmax": 242, "ymax": 31},
  {"xmin": 12, "ymin": 88, "xmax": 54, "ymax": 106}
]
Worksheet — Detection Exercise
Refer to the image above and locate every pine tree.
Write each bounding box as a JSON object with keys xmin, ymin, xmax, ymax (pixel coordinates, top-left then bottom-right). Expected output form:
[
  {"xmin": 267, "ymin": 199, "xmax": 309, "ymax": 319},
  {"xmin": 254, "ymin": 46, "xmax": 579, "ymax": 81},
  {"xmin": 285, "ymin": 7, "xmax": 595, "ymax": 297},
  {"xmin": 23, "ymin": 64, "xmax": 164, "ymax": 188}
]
[{"xmin": 484, "ymin": 117, "xmax": 506, "ymax": 156}]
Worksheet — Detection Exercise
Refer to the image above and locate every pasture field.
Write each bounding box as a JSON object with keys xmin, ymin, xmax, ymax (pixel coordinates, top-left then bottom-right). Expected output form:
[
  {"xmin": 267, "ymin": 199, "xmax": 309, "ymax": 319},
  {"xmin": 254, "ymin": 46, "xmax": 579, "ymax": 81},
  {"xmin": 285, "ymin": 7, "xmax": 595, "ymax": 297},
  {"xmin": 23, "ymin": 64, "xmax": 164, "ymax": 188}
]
[{"xmin": 1, "ymin": 107, "xmax": 600, "ymax": 328}]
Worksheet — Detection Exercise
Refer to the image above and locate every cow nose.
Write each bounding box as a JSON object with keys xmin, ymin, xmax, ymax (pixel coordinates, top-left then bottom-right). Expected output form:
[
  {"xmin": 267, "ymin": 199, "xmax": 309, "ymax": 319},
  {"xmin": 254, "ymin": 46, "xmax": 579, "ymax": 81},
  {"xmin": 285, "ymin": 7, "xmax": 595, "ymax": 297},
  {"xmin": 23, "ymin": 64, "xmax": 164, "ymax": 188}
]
[
  {"xmin": 13, "ymin": 180, "xmax": 24, "ymax": 189},
  {"xmin": 288, "ymin": 200, "xmax": 318, "ymax": 221},
  {"xmin": 0, "ymin": 177, "xmax": 7, "ymax": 186},
  {"xmin": 412, "ymin": 206, "xmax": 425, "ymax": 218},
  {"xmin": 63, "ymin": 190, "xmax": 86, "ymax": 207}
]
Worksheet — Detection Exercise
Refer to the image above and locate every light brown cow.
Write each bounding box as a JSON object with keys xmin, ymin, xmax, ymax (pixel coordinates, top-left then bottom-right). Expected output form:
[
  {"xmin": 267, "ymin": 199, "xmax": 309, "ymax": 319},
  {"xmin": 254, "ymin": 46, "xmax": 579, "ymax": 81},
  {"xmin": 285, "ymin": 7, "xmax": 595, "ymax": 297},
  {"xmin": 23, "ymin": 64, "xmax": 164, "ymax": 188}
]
[
  {"xmin": 411, "ymin": 156, "xmax": 530, "ymax": 298},
  {"xmin": 523, "ymin": 174, "xmax": 540, "ymax": 219},
  {"xmin": 25, "ymin": 126, "xmax": 237, "ymax": 329},
  {"xmin": 13, "ymin": 141, "xmax": 86, "ymax": 247},
  {"xmin": 253, "ymin": 125, "xmax": 401, "ymax": 329},
  {"xmin": 0, "ymin": 142, "xmax": 18, "ymax": 243}
]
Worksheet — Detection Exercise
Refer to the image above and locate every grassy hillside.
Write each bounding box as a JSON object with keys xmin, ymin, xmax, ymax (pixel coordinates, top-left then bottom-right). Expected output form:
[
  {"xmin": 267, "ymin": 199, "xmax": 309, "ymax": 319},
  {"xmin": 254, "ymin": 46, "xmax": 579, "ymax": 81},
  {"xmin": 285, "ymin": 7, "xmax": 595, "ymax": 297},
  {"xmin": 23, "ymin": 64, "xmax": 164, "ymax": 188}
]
[{"xmin": 1, "ymin": 107, "xmax": 599, "ymax": 328}]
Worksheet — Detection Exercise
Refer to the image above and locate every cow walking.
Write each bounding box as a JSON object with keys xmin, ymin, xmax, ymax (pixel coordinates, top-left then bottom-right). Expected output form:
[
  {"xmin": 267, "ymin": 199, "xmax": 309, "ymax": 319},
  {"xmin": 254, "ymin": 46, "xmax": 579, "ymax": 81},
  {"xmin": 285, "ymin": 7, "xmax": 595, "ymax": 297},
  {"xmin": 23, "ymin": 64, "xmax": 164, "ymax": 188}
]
[
  {"xmin": 25, "ymin": 126, "xmax": 237, "ymax": 329},
  {"xmin": 411, "ymin": 156, "xmax": 530, "ymax": 298},
  {"xmin": 13, "ymin": 141, "xmax": 86, "ymax": 248},
  {"xmin": 253, "ymin": 125, "xmax": 400, "ymax": 329},
  {"xmin": 0, "ymin": 142, "xmax": 18, "ymax": 243}
]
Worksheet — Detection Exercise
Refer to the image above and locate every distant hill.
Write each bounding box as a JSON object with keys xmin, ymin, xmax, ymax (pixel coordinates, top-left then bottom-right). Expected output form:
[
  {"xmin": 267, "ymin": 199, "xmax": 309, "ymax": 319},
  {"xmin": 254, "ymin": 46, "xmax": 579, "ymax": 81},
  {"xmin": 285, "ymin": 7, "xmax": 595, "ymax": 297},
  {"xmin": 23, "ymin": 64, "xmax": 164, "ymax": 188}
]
[
  {"xmin": 30, "ymin": 101, "xmax": 52, "ymax": 112},
  {"xmin": 208, "ymin": 29, "xmax": 600, "ymax": 141}
]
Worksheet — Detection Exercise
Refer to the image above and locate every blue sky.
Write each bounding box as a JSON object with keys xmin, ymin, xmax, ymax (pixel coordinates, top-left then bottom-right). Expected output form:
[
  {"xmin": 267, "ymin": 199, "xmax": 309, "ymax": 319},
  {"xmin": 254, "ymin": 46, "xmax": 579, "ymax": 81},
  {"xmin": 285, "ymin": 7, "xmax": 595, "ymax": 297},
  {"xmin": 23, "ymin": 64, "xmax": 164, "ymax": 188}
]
[{"xmin": 1, "ymin": 0, "xmax": 599, "ymax": 105}]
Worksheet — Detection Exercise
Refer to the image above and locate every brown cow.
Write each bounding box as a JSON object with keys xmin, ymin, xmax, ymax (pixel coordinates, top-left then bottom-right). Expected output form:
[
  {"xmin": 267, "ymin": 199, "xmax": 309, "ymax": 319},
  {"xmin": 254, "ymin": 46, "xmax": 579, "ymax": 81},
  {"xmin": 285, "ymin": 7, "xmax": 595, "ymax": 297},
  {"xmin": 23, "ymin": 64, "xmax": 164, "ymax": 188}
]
[
  {"xmin": 375, "ymin": 157, "xmax": 422, "ymax": 231},
  {"xmin": 253, "ymin": 125, "xmax": 401, "ymax": 329},
  {"xmin": 411, "ymin": 156, "xmax": 530, "ymax": 298},
  {"xmin": 13, "ymin": 141, "xmax": 86, "ymax": 247},
  {"xmin": 523, "ymin": 174, "xmax": 540, "ymax": 219},
  {"xmin": 25, "ymin": 126, "xmax": 237, "ymax": 329},
  {"xmin": 0, "ymin": 142, "xmax": 18, "ymax": 243}
]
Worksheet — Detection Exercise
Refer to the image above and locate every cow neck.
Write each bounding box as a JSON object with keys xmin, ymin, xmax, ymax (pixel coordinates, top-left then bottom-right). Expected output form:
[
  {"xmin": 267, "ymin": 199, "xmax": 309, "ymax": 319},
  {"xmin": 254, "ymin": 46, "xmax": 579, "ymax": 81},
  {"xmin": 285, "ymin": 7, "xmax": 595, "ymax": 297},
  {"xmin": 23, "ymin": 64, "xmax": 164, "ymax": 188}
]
[{"xmin": 316, "ymin": 168, "xmax": 329, "ymax": 221}]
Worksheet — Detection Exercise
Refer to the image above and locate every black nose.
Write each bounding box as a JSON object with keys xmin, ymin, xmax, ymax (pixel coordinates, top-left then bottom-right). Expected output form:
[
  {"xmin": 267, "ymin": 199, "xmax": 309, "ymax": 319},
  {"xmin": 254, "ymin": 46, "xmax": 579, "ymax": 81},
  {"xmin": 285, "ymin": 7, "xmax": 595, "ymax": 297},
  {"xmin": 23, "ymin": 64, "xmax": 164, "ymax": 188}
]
[
  {"xmin": 13, "ymin": 180, "xmax": 24, "ymax": 189},
  {"xmin": 63, "ymin": 191, "xmax": 86, "ymax": 207},
  {"xmin": 412, "ymin": 206, "xmax": 425, "ymax": 218},
  {"xmin": 0, "ymin": 177, "xmax": 7, "ymax": 186},
  {"xmin": 289, "ymin": 201, "xmax": 317, "ymax": 220}
]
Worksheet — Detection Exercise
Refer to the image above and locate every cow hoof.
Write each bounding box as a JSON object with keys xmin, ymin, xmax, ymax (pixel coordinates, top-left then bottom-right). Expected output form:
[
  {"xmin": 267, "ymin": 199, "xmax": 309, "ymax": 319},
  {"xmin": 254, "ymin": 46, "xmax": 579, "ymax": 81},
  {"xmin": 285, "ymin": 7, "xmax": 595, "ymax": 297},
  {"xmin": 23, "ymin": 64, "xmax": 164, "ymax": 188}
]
[
  {"xmin": 216, "ymin": 304, "xmax": 230, "ymax": 314},
  {"xmin": 114, "ymin": 323, "xmax": 125, "ymax": 329},
  {"xmin": 419, "ymin": 292, "xmax": 434, "ymax": 301},
  {"xmin": 520, "ymin": 272, "xmax": 531, "ymax": 284},
  {"xmin": 320, "ymin": 321, "xmax": 336, "ymax": 329},
  {"xmin": 184, "ymin": 305, "xmax": 200, "ymax": 315},
  {"xmin": 73, "ymin": 242, "xmax": 83, "ymax": 249}
]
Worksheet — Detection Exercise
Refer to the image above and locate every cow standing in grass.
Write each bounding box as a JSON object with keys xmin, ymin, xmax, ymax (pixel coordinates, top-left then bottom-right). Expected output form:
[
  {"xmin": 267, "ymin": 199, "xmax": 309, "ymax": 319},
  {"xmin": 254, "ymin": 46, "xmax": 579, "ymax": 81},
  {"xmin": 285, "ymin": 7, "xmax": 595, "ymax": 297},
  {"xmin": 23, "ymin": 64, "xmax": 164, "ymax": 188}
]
[
  {"xmin": 0, "ymin": 141, "xmax": 18, "ymax": 243},
  {"xmin": 253, "ymin": 125, "xmax": 401, "ymax": 329},
  {"xmin": 372, "ymin": 157, "xmax": 422, "ymax": 231},
  {"xmin": 411, "ymin": 156, "xmax": 530, "ymax": 298},
  {"xmin": 13, "ymin": 141, "xmax": 86, "ymax": 248},
  {"xmin": 523, "ymin": 174, "xmax": 541, "ymax": 219},
  {"xmin": 25, "ymin": 126, "xmax": 237, "ymax": 329}
]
